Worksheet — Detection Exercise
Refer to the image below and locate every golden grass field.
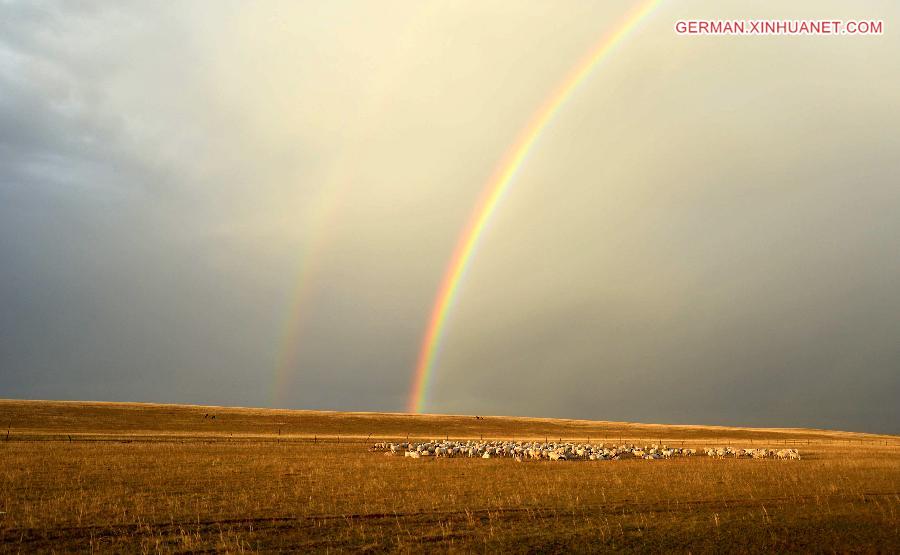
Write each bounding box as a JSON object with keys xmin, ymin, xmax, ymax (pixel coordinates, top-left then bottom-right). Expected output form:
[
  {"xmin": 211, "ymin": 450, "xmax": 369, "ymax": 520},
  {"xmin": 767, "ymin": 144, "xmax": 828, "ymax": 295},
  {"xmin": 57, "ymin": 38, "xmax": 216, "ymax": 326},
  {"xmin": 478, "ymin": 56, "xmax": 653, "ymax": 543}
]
[{"xmin": 0, "ymin": 400, "xmax": 897, "ymax": 552}]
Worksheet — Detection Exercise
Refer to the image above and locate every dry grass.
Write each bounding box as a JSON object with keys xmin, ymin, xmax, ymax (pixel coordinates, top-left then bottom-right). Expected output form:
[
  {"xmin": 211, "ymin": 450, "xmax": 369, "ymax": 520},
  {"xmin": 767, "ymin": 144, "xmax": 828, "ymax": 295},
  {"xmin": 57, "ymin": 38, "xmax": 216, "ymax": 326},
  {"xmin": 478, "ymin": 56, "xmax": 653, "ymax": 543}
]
[{"xmin": 0, "ymin": 400, "xmax": 897, "ymax": 552}]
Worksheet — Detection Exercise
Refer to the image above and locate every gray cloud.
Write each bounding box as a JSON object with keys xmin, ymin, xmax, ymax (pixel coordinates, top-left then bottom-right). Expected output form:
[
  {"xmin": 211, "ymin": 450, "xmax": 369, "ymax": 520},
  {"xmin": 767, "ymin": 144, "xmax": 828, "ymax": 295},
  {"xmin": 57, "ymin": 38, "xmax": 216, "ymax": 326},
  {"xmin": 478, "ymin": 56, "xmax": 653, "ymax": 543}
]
[{"xmin": 1, "ymin": 1, "xmax": 898, "ymax": 433}]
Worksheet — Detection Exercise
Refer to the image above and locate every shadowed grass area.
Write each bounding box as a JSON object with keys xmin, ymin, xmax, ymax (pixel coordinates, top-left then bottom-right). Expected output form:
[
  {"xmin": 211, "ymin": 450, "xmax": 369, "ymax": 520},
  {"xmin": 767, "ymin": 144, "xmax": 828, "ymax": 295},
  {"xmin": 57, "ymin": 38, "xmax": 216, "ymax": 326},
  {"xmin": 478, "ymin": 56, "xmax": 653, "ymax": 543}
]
[
  {"xmin": 0, "ymin": 400, "xmax": 897, "ymax": 552},
  {"xmin": 1, "ymin": 399, "xmax": 895, "ymax": 443}
]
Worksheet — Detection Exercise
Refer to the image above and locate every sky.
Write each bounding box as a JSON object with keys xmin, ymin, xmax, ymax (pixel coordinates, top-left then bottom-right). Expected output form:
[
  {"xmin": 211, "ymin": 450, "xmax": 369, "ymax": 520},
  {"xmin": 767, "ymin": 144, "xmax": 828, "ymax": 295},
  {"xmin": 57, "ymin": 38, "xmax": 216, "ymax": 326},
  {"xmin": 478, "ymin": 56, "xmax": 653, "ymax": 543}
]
[{"xmin": 1, "ymin": 1, "xmax": 898, "ymax": 434}]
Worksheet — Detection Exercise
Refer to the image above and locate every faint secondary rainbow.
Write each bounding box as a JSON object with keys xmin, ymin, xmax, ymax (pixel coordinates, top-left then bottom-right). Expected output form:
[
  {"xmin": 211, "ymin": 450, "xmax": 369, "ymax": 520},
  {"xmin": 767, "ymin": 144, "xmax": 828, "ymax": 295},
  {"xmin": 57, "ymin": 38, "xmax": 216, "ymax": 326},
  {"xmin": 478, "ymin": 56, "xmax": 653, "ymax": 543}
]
[
  {"xmin": 408, "ymin": 0, "xmax": 662, "ymax": 413},
  {"xmin": 272, "ymin": 3, "xmax": 440, "ymax": 408},
  {"xmin": 272, "ymin": 186, "xmax": 347, "ymax": 406}
]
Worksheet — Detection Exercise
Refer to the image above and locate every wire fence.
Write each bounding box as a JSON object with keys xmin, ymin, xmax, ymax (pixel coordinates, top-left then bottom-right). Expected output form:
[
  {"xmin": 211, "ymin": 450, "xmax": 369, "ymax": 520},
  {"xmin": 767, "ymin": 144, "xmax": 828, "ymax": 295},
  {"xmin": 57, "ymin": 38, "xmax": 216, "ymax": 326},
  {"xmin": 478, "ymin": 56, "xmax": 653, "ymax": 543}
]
[{"xmin": 3, "ymin": 431, "xmax": 899, "ymax": 448}]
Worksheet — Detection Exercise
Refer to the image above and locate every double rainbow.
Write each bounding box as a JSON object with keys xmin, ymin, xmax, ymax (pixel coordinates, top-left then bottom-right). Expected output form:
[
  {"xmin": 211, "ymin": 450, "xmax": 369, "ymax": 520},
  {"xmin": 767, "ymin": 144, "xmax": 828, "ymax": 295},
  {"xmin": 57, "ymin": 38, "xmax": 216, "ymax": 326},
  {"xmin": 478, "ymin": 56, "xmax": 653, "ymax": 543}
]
[{"xmin": 408, "ymin": 0, "xmax": 662, "ymax": 413}]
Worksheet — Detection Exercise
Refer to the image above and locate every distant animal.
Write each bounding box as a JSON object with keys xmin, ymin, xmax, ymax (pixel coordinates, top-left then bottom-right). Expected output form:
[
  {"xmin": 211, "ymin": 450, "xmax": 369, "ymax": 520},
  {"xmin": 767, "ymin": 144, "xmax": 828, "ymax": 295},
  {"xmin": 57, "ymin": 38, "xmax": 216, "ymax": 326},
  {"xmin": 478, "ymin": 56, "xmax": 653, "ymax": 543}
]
[{"xmin": 377, "ymin": 440, "xmax": 797, "ymax": 464}]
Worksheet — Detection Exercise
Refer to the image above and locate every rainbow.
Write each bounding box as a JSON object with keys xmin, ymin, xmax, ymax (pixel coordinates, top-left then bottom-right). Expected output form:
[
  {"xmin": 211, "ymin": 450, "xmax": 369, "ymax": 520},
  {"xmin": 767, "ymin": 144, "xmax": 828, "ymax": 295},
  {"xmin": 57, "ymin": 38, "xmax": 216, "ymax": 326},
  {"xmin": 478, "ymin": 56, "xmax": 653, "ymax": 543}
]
[
  {"xmin": 272, "ymin": 3, "xmax": 442, "ymax": 407},
  {"xmin": 408, "ymin": 0, "xmax": 662, "ymax": 413},
  {"xmin": 272, "ymin": 187, "xmax": 347, "ymax": 406}
]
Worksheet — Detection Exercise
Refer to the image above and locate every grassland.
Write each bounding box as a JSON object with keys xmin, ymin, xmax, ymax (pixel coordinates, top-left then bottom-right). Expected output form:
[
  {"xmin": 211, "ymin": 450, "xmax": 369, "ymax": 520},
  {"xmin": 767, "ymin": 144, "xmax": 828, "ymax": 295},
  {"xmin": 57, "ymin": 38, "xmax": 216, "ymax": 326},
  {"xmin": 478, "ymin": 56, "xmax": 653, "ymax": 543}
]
[{"xmin": 0, "ymin": 400, "xmax": 897, "ymax": 552}]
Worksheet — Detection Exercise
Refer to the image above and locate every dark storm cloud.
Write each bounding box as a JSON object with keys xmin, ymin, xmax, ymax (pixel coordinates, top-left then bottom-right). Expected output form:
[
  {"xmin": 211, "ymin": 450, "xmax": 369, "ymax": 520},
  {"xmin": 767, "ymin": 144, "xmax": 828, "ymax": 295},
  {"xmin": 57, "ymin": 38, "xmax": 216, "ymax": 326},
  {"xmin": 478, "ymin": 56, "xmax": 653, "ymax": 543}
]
[
  {"xmin": 0, "ymin": 1, "xmax": 277, "ymax": 405},
  {"xmin": 1, "ymin": 1, "xmax": 898, "ymax": 434}
]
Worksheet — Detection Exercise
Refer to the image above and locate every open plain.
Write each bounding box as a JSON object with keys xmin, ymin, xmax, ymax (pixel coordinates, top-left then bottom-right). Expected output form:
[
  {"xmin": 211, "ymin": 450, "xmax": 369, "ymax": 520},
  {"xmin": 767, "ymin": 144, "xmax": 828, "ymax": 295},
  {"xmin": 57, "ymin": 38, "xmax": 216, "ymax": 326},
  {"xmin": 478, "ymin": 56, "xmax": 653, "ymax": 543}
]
[{"xmin": 0, "ymin": 399, "xmax": 897, "ymax": 552}]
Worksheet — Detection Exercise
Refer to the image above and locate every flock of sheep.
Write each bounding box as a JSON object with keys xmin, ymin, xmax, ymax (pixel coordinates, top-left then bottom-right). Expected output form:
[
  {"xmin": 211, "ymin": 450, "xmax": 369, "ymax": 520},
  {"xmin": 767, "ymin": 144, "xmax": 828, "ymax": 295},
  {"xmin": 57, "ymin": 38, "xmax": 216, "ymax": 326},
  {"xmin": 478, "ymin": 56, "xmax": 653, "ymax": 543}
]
[{"xmin": 372, "ymin": 440, "xmax": 801, "ymax": 461}]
